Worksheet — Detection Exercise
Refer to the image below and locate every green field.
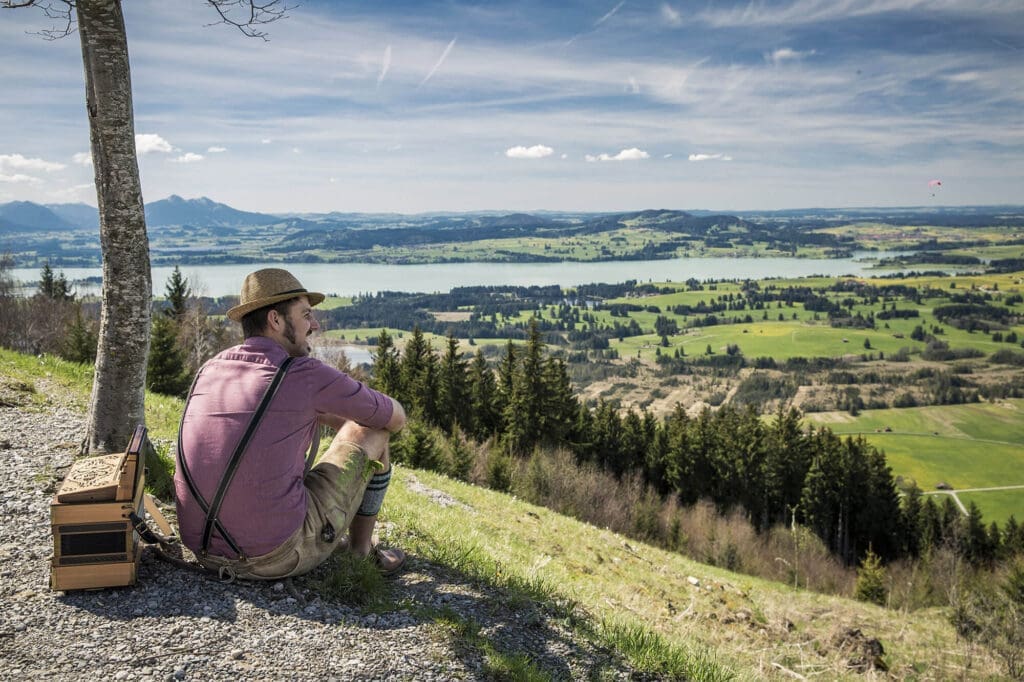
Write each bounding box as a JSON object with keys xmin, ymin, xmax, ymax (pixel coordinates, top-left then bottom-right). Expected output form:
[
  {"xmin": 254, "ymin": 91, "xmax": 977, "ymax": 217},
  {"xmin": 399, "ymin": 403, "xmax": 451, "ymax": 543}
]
[{"xmin": 804, "ymin": 400, "xmax": 1024, "ymax": 523}]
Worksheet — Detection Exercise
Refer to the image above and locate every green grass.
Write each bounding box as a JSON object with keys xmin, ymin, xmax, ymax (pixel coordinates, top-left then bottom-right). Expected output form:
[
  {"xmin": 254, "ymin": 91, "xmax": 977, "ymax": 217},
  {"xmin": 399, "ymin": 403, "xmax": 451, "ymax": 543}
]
[
  {"xmin": 956, "ymin": 489, "xmax": 1024, "ymax": 524},
  {"xmin": 804, "ymin": 401, "xmax": 1024, "ymax": 523},
  {"xmin": 1, "ymin": 345, "xmax": 1004, "ymax": 678},
  {"xmin": 384, "ymin": 466, "xmax": 990, "ymax": 679}
]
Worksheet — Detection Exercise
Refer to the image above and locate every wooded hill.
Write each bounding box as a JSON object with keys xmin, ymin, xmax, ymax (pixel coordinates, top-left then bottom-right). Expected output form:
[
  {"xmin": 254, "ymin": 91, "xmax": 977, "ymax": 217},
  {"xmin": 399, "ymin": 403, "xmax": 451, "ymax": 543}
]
[{"xmin": 3, "ymin": 196, "xmax": 1023, "ymax": 267}]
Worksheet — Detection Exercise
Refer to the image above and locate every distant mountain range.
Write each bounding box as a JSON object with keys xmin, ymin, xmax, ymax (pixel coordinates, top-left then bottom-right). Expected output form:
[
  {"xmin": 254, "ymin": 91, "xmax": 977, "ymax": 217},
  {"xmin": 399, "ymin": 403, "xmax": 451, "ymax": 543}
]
[
  {"xmin": 144, "ymin": 194, "xmax": 279, "ymax": 228},
  {"xmin": 0, "ymin": 200, "xmax": 79, "ymax": 233},
  {"xmin": 0, "ymin": 195, "xmax": 281, "ymax": 234},
  {"xmin": 2, "ymin": 195, "xmax": 1023, "ymax": 235}
]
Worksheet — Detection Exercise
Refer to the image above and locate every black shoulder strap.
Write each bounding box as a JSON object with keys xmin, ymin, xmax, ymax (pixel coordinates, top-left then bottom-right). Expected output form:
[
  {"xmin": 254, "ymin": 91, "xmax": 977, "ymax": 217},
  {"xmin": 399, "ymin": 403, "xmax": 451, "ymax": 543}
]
[
  {"xmin": 178, "ymin": 356, "xmax": 295, "ymax": 558},
  {"xmin": 176, "ymin": 370, "xmax": 240, "ymax": 555}
]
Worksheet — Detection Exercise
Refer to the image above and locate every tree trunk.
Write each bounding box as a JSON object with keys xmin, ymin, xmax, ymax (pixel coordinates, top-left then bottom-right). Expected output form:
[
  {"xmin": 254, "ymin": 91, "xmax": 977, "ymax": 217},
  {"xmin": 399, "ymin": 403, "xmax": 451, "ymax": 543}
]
[{"xmin": 77, "ymin": 0, "xmax": 151, "ymax": 454}]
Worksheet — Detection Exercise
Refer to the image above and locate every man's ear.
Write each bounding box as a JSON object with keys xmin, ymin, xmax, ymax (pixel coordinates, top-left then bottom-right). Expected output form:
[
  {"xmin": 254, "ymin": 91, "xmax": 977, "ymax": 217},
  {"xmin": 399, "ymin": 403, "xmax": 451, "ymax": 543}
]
[{"xmin": 266, "ymin": 308, "xmax": 283, "ymax": 331}]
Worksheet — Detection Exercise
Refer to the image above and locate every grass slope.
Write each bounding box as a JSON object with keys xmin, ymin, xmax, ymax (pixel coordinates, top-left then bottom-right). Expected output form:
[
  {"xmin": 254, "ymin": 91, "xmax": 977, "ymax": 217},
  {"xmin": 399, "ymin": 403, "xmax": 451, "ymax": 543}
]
[{"xmin": 0, "ymin": 347, "xmax": 1003, "ymax": 679}]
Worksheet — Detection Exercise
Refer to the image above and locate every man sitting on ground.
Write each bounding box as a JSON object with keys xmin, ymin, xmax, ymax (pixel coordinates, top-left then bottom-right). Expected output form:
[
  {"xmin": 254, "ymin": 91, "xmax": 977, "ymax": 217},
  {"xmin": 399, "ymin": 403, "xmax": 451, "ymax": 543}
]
[{"xmin": 174, "ymin": 268, "xmax": 406, "ymax": 579}]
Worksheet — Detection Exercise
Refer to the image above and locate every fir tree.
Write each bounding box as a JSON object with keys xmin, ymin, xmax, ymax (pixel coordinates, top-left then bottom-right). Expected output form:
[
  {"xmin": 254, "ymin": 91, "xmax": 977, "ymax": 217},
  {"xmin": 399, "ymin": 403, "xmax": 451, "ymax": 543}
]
[
  {"xmin": 467, "ymin": 349, "xmax": 499, "ymax": 442},
  {"xmin": 504, "ymin": 319, "xmax": 546, "ymax": 454},
  {"xmin": 445, "ymin": 425, "xmax": 475, "ymax": 482},
  {"xmin": 146, "ymin": 314, "xmax": 191, "ymax": 397},
  {"xmin": 61, "ymin": 303, "xmax": 98, "ymax": 364},
  {"xmin": 38, "ymin": 262, "xmax": 72, "ymax": 300},
  {"xmin": 854, "ymin": 547, "xmax": 887, "ymax": 606},
  {"xmin": 164, "ymin": 265, "xmax": 190, "ymax": 320},
  {"xmin": 436, "ymin": 333, "xmax": 470, "ymax": 433},
  {"xmin": 539, "ymin": 356, "xmax": 577, "ymax": 447},
  {"xmin": 371, "ymin": 329, "xmax": 402, "ymax": 397},
  {"xmin": 398, "ymin": 326, "xmax": 438, "ymax": 422},
  {"xmin": 494, "ymin": 339, "xmax": 517, "ymax": 435}
]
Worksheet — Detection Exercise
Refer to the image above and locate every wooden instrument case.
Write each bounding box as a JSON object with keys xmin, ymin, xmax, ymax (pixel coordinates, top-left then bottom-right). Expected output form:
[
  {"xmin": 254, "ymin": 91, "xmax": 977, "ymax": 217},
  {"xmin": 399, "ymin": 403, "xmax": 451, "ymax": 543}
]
[{"xmin": 50, "ymin": 426, "xmax": 148, "ymax": 591}]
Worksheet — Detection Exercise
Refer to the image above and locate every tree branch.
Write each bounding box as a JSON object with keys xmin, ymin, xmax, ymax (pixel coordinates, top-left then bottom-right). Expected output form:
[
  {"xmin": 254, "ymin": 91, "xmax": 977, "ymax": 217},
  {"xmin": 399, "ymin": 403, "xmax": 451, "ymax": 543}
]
[
  {"xmin": 2, "ymin": 0, "xmax": 76, "ymax": 40},
  {"xmin": 204, "ymin": 0, "xmax": 295, "ymax": 41}
]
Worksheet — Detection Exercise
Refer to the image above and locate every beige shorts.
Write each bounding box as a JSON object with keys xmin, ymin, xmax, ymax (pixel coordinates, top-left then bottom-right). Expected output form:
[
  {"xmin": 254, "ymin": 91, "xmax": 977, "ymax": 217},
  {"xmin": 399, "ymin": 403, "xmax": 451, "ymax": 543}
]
[{"xmin": 197, "ymin": 440, "xmax": 382, "ymax": 580}]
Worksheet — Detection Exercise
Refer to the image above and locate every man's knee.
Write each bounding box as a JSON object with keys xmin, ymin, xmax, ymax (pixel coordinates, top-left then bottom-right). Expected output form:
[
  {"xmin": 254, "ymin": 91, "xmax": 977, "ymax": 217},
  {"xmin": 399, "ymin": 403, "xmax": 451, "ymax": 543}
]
[{"xmin": 336, "ymin": 421, "xmax": 390, "ymax": 461}]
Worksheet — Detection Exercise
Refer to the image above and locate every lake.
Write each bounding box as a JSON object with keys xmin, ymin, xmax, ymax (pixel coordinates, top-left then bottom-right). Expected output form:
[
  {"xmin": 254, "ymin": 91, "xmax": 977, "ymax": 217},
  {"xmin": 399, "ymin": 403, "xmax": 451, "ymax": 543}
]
[{"xmin": 12, "ymin": 253, "xmax": 910, "ymax": 298}]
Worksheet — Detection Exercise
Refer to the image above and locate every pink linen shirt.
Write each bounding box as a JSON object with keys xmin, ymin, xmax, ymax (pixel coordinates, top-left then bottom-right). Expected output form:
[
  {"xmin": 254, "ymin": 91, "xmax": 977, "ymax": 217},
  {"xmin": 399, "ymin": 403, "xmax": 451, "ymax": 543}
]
[{"xmin": 174, "ymin": 336, "xmax": 393, "ymax": 558}]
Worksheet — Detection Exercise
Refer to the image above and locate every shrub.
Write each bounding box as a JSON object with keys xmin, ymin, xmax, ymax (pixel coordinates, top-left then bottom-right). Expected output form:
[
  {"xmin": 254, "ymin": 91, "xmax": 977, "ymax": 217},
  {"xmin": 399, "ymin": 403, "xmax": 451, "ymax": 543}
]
[{"xmin": 854, "ymin": 548, "xmax": 888, "ymax": 606}]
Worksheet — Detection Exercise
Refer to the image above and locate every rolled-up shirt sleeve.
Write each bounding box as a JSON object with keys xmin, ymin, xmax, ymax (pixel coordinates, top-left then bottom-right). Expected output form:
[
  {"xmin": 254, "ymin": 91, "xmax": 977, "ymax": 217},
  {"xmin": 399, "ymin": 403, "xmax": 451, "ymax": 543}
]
[{"xmin": 301, "ymin": 359, "xmax": 394, "ymax": 429}]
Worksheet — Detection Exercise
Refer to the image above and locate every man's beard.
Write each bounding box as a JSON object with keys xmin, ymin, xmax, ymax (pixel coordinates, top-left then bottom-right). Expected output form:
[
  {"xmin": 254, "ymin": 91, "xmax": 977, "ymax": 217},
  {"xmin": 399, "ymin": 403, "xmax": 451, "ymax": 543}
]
[{"xmin": 283, "ymin": 317, "xmax": 311, "ymax": 356}]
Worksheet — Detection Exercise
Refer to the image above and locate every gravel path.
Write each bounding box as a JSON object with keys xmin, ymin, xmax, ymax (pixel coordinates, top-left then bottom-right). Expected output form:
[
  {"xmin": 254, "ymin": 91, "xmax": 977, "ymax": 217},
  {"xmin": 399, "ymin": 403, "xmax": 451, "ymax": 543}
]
[{"xmin": 0, "ymin": 388, "xmax": 639, "ymax": 681}]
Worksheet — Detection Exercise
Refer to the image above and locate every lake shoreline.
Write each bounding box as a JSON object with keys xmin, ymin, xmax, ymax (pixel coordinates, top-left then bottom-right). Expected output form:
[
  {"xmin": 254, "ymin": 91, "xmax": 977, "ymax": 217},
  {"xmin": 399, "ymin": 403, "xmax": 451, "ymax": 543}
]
[{"xmin": 12, "ymin": 252, "xmax": 916, "ymax": 298}]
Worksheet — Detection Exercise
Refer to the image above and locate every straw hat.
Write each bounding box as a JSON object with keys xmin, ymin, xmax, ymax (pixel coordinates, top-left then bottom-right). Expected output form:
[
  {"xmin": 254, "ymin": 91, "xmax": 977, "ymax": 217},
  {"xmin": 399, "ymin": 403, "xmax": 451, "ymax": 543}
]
[{"xmin": 226, "ymin": 268, "xmax": 325, "ymax": 322}]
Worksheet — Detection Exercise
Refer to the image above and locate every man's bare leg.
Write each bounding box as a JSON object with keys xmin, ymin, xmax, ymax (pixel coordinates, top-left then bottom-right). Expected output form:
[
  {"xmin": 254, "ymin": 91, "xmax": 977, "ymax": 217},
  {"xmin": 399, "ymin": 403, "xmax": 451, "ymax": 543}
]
[{"xmin": 333, "ymin": 422, "xmax": 405, "ymax": 572}]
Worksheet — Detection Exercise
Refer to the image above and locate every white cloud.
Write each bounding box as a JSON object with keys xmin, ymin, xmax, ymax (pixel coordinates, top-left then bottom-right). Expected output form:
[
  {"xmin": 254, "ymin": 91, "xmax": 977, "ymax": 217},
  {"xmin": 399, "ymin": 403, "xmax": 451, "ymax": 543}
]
[
  {"xmin": 377, "ymin": 44, "xmax": 392, "ymax": 89},
  {"xmin": 0, "ymin": 153, "xmax": 65, "ymax": 172},
  {"xmin": 0, "ymin": 173, "xmax": 41, "ymax": 184},
  {"xmin": 261, "ymin": 138, "xmax": 273, "ymax": 145},
  {"xmin": 135, "ymin": 134, "xmax": 174, "ymax": 154},
  {"xmin": 586, "ymin": 147, "xmax": 650, "ymax": 162},
  {"xmin": 292, "ymin": 147, "xmax": 302, "ymax": 154},
  {"xmin": 420, "ymin": 37, "xmax": 457, "ymax": 86},
  {"xmin": 688, "ymin": 153, "xmax": 732, "ymax": 161},
  {"xmin": 627, "ymin": 76, "xmax": 640, "ymax": 94},
  {"xmin": 768, "ymin": 48, "xmax": 816, "ymax": 65},
  {"xmin": 49, "ymin": 183, "xmax": 95, "ymax": 201},
  {"xmin": 72, "ymin": 152, "xmax": 93, "ymax": 166},
  {"xmin": 663, "ymin": 153, "xmax": 673, "ymax": 158},
  {"xmin": 660, "ymin": 3, "xmax": 683, "ymax": 27},
  {"xmin": 506, "ymin": 144, "xmax": 554, "ymax": 159},
  {"xmin": 945, "ymin": 71, "xmax": 981, "ymax": 83},
  {"xmin": 207, "ymin": 146, "xmax": 227, "ymax": 153},
  {"xmin": 170, "ymin": 152, "xmax": 204, "ymax": 163}
]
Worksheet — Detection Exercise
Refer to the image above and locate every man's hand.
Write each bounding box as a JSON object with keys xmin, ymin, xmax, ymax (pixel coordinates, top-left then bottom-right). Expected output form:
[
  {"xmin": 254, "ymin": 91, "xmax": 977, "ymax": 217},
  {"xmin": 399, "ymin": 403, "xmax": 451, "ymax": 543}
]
[{"xmin": 386, "ymin": 397, "xmax": 407, "ymax": 434}]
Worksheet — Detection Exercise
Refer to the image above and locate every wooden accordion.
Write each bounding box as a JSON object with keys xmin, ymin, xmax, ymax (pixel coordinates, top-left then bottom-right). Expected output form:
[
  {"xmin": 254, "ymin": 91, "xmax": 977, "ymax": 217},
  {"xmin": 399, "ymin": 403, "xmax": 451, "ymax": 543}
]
[{"xmin": 50, "ymin": 425, "xmax": 152, "ymax": 591}]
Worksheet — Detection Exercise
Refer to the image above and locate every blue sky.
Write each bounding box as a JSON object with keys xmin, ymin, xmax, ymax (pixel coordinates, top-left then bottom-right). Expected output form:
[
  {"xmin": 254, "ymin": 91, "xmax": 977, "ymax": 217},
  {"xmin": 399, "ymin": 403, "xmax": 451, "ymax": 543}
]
[{"xmin": 1, "ymin": 0, "xmax": 1022, "ymax": 213}]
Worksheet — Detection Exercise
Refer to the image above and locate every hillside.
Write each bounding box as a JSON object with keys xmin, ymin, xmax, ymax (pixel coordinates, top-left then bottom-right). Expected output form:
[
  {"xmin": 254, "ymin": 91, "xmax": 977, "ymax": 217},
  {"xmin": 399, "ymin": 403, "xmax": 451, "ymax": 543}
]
[
  {"xmin": 0, "ymin": 348, "xmax": 1004, "ymax": 679},
  {"xmin": 5, "ymin": 196, "xmax": 1022, "ymax": 268}
]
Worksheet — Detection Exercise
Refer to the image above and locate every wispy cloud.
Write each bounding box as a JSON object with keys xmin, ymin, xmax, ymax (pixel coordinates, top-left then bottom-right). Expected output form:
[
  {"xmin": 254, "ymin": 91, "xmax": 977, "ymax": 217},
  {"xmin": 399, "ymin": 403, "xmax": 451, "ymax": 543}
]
[
  {"xmin": 694, "ymin": 0, "xmax": 1023, "ymax": 29},
  {"xmin": 586, "ymin": 148, "xmax": 650, "ymax": 162},
  {"xmin": 0, "ymin": 153, "xmax": 65, "ymax": 173},
  {"xmin": 768, "ymin": 48, "xmax": 816, "ymax": 65},
  {"xmin": 506, "ymin": 144, "xmax": 554, "ymax": 159},
  {"xmin": 689, "ymin": 153, "xmax": 732, "ymax": 161},
  {"xmin": 420, "ymin": 37, "xmax": 457, "ymax": 87},
  {"xmin": 207, "ymin": 146, "xmax": 227, "ymax": 153},
  {"xmin": 170, "ymin": 152, "xmax": 204, "ymax": 163},
  {"xmin": 72, "ymin": 152, "xmax": 93, "ymax": 166},
  {"xmin": 660, "ymin": 3, "xmax": 683, "ymax": 27},
  {"xmin": 595, "ymin": 1, "xmax": 625, "ymax": 27},
  {"xmin": 135, "ymin": 134, "xmax": 174, "ymax": 155},
  {"xmin": 377, "ymin": 44, "xmax": 392, "ymax": 89}
]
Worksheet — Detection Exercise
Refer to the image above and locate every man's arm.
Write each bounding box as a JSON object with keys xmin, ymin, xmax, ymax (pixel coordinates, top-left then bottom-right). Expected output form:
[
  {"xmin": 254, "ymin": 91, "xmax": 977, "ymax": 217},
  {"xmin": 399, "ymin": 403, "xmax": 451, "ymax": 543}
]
[
  {"xmin": 385, "ymin": 397, "xmax": 406, "ymax": 433},
  {"xmin": 319, "ymin": 397, "xmax": 405, "ymax": 433}
]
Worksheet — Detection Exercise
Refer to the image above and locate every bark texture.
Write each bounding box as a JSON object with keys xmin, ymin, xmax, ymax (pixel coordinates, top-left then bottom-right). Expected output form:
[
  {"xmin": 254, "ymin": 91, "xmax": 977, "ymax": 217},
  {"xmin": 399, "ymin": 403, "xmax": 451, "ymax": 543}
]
[{"xmin": 77, "ymin": 0, "xmax": 151, "ymax": 454}]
